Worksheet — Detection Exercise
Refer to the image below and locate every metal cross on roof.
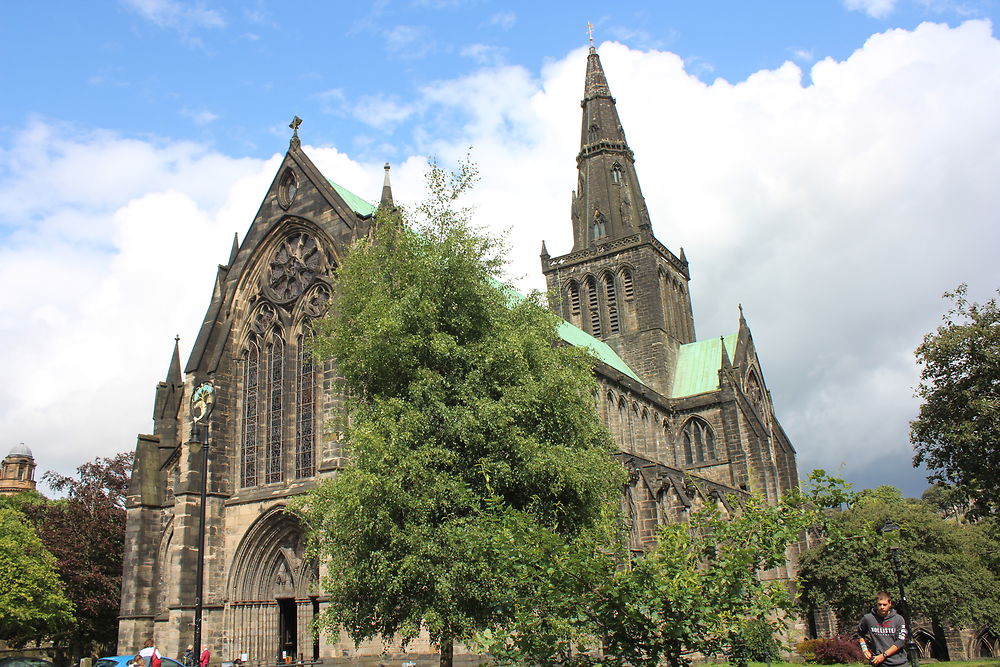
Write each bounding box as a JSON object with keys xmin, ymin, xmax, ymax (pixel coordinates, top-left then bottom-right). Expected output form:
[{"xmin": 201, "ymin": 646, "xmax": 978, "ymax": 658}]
[{"xmin": 289, "ymin": 115, "xmax": 302, "ymax": 135}]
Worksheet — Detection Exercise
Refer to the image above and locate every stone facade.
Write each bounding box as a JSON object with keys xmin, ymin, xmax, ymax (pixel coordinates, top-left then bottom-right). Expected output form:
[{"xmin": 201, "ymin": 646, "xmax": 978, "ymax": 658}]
[
  {"xmin": 119, "ymin": 49, "xmax": 800, "ymax": 663},
  {"xmin": 1, "ymin": 443, "xmax": 37, "ymax": 496}
]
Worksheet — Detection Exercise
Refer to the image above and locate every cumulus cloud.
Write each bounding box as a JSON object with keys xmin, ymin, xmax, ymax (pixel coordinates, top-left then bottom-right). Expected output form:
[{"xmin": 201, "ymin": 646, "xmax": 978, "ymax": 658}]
[{"xmin": 4, "ymin": 21, "xmax": 999, "ymax": 496}]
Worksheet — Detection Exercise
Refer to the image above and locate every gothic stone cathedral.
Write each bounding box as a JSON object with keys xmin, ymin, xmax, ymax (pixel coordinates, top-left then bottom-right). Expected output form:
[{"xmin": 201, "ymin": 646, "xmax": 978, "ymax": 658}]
[{"xmin": 119, "ymin": 47, "xmax": 800, "ymax": 662}]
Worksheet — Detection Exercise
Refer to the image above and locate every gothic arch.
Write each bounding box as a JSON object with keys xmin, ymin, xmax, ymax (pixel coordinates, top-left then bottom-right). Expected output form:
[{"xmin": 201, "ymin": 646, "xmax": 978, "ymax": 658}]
[
  {"xmin": 912, "ymin": 629, "xmax": 946, "ymax": 660},
  {"xmin": 680, "ymin": 416, "xmax": 717, "ymax": 465},
  {"xmin": 155, "ymin": 520, "xmax": 175, "ymax": 616},
  {"xmin": 972, "ymin": 629, "xmax": 998, "ymax": 658},
  {"xmin": 601, "ymin": 270, "xmax": 620, "ymax": 334},
  {"xmin": 228, "ymin": 505, "xmax": 313, "ymax": 602}
]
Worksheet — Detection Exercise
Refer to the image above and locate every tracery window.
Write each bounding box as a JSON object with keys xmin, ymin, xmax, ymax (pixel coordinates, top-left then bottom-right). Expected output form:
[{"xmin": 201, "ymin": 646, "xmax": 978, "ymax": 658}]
[
  {"xmin": 611, "ymin": 163, "xmax": 624, "ymax": 185},
  {"xmin": 745, "ymin": 370, "xmax": 769, "ymax": 424},
  {"xmin": 295, "ymin": 331, "xmax": 316, "ymax": 479},
  {"xmin": 681, "ymin": 417, "xmax": 717, "ymax": 465},
  {"xmin": 265, "ymin": 337, "xmax": 284, "ymax": 484},
  {"xmin": 241, "ymin": 341, "xmax": 260, "ymax": 487}
]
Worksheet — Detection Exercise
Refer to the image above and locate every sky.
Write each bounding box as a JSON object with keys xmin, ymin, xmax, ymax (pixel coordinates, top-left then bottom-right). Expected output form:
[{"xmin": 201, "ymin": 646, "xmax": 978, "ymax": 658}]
[{"xmin": 1, "ymin": 0, "xmax": 998, "ymax": 498}]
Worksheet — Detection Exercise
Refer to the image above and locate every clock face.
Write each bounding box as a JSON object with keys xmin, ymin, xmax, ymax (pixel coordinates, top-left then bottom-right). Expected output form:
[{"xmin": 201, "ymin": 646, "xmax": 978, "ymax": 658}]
[{"xmin": 191, "ymin": 382, "xmax": 215, "ymax": 423}]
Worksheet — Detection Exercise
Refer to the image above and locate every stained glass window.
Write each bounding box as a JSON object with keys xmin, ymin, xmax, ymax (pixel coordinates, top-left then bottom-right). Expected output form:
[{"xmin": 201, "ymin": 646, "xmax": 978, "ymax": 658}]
[
  {"xmin": 296, "ymin": 332, "xmax": 316, "ymax": 479},
  {"xmin": 241, "ymin": 342, "xmax": 260, "ymax": 487},
  {"xmin": 265, "ymin": 338, "xmax": 284, "ymax": 484}
]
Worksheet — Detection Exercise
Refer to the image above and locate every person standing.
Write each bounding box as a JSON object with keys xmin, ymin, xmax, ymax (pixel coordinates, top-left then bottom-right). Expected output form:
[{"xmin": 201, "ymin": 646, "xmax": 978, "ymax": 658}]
[
  {"xmin": 858, "ymin": 591, "xmax": 909, "ymax": 666},
  {"xmin": 200, "ymin": 647, "xmax": 211, "ymax": 667},
  {"xmin": 182, "ymin": 646, "xmax": 195, "ymax": 667}
]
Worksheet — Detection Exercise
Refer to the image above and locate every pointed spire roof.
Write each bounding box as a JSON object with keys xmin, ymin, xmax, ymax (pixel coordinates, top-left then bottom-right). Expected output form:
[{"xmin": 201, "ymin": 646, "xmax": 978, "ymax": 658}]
[
  {"xmin": 540, "ymin": 240, "xmax": 549, "ymax": 258},
  {"xmin": 570, "ymin": 46, "xmax": 653, "ymax": 252},
  {"xmin": 380, "ymin": 162, "xmax": 394, "ymax": 206},
  {"xmin": 166, "ymin": 335, "xmax": 182, "ymax": 385},
  {"xmin": 228, "ymin": 232, "xmax": 239, "ymax": 267}
]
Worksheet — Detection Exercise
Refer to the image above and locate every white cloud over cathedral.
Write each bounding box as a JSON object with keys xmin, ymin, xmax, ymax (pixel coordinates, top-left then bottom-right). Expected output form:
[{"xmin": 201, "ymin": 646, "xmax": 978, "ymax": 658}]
[{"xmin": 1, "ymin": 20, "xmax": 997, "ymax": 495}]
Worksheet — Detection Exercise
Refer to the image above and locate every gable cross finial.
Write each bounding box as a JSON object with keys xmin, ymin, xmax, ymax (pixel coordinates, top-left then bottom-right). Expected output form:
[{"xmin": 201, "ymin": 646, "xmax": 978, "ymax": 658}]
[
  {"xmin": 587, "ymin": 21, "xmax": 594, "ymax": 47},
  {"xmin": 289, "ymin": 115, "xmax": 302, "ymax": 149}
]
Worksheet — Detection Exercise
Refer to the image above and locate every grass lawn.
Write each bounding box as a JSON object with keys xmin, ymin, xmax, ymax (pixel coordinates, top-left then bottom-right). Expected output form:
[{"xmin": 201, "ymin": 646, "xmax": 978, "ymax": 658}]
[{"xmin": 703, "ymin": 662, "xmax": 1000, "ymax": 667}]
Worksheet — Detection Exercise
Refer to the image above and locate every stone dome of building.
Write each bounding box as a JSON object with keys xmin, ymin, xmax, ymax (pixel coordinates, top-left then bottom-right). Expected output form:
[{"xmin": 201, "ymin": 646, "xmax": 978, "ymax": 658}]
[{"xmin": 7, "ymin": 442, "xmax": 33, "ymax": 458}]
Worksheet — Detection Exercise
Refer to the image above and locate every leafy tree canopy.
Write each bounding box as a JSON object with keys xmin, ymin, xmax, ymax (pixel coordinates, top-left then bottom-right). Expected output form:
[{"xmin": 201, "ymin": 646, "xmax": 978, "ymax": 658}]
[
  {"xmin": 11, "ymin": 452, "xmax": 133, "ymax": 659},
  {"xmin": 475, "ymin": 470, "xmax": 854, "ymax": 667},
  {"xmin": 797, "ymin": 485, "xmax": 1000, "ymax": 634},
  {"xmin": 911, "ymin": 284, "xmax": 1000, "ymax": 517},
  {"xmin": 0, "ymin": 506, "xmax": 75, "ymax": 644},
  {"xmin": 295, "ymin": 159, "xmax": 624, "ymax": 667}
]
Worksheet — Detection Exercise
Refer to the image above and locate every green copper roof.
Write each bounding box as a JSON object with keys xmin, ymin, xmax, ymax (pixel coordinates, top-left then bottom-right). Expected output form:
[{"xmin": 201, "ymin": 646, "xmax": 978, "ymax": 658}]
[
  {"xmin": 556, "ymin": 320, "xmax": 643, "ymax": 383},
  {"xmin": 326, "ymin": 178, "xmax": 376, "ymax": 217},
  {"xmin": 671, "ymin": 334, "xmax": 738, "ymax": 398},
  {"xmin": 492, "ymin": 279, "xmax": 643, "ymax": 383}
]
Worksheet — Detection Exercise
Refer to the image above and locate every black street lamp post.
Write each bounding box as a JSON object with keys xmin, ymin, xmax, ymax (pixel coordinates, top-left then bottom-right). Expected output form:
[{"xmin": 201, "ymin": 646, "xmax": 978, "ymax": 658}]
[
  {"xmin": 191, "ymin": 382, "xmax": 216, "ymax": 667},
  {"xmin": 881, "ymin": 518, "xmax": 920, "ymax": 667}
]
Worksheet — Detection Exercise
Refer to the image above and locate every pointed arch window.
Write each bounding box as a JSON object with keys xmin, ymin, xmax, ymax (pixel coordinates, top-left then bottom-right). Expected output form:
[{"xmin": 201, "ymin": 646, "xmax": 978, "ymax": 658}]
[
  {"xmin": 611, "ymin": 163, "xmax": 624, "ymax": 185},
  {"xmin": 681, "ymin": 417, "xmax": 717, "ymax": 465},
  {"xmin": 241, "ymin": 341, "xmax": 261, "ymax": 487},
  {"xmin": 265, "ymin": 337, "xmax": 284, "ymax": 484},
  {"xmin": 604, "ymin": 273, "xmax": 620, "ymax": 334},
  {"xmin": 586, "ymin": 276, "xmax": 601, "ymax": 337},
  {"xmin": 296, "ymin": 331, "xmax": 316, "ymax": 479},
  {"xmin": 589, "ymin": 123, "xmax": 600, "ymax": 143}
]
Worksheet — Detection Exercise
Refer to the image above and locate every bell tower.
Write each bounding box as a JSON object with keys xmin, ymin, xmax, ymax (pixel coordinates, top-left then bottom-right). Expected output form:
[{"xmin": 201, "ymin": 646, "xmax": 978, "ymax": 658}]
[{"xmin": 542, "ymin": 45, "xmax": 695, "ymax": 395}]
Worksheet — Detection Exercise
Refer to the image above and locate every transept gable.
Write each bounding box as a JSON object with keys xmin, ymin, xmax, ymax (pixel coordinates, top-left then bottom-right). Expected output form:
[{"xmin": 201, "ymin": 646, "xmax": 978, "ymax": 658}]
[{"xmin": 186, "ymin": 145, "xmax": 374, "ymax": 375}]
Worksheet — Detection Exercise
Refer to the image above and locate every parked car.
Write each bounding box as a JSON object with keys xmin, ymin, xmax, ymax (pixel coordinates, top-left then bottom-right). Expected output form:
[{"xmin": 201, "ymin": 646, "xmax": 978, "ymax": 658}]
[
  {"xmin": 96, "ymin": 657, "xmax": 184, "ymax": 667},
  {"xmin": 0, "ymin": 659, "xmax": 56, "ymax": 667}
]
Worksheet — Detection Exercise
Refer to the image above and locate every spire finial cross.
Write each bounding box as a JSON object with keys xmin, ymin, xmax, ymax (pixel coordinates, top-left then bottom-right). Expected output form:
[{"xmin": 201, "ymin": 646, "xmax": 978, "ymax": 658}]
[
  {"xmin": 289, "ymin": 115, "xmax": 303, "ymax": 149},
  {"xmin": 587, "ymin": 22, "xmax": 594, "ymax": 47}
]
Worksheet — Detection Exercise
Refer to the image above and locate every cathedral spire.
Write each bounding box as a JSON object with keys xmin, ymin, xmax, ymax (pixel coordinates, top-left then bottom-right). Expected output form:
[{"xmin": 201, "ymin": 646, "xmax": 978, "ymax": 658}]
[{"xmin": 571, "ymin": 46, "xmax": 653, "ymax": 251}]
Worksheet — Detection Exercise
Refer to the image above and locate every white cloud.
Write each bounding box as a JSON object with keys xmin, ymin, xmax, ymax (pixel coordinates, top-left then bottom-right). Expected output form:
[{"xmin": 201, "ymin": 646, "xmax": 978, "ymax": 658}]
[
  {"xmin": 489, "ymin": 12, "xmax": 516, "ymax": 30},
  {"xmin": 352, "ymin": 94, "xmax": 420, "ymax": 130},
  {"xmin": 122, "ymin": 0, "xmax": 225, "ymax": 30},
  {"xmin": 180, "ymin": 108, "xmax": 220, "ymax": 125},
  {"xmin": 4, "ymin": 20, "xmax": 999, "ymax": 496},
  {"xmin": 843, "ymin": 0, "xmax": 898, "ymax": 18},
  {"xmin": 460, "ymin": 43, "xmax": 507, "ymax": 66}
]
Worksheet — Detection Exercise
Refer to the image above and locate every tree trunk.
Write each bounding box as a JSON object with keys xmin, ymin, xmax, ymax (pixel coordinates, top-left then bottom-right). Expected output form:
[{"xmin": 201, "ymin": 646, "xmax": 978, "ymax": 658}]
[
  {"xmin": 439, "ymin": 635, "xmax": 454, "ymax": 667},
  {"xmin": 931, "ymin": 616, "xmax": 951, "ymax": 661}
]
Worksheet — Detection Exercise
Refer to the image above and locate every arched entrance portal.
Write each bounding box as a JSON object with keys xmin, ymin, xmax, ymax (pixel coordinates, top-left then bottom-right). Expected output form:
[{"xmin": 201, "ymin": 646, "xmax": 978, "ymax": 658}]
[{"xmin": 227, "ymin": 507, "xmax": 319, "ymax": 663}]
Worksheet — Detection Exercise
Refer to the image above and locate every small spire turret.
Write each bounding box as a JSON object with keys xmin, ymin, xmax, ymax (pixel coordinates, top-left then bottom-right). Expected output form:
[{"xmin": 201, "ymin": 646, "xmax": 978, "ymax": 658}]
[
  {"xmin": 167, "ymin": 335, "xmax": 182, "ymax": 386},
  {"xmin": 380, "ymin": 163, "xmax": 394, "ymax": 206}
]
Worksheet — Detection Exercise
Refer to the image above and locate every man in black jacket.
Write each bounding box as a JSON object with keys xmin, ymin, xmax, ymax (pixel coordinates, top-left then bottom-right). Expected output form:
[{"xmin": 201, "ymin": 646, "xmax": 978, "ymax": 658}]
[{"xmin": 858, "ymin": 591, "xmax": 909, "ymax": 666}]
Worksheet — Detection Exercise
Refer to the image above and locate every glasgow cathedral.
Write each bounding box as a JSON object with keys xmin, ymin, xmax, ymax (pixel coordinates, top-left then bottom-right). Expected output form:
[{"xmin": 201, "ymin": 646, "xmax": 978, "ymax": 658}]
[{"xmin": 119, "ymin": 46, "xmax": 800, "ymax": 662}]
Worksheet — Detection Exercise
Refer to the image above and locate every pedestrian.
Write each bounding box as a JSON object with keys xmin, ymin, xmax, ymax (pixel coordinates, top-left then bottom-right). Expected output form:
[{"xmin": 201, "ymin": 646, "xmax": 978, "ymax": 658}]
[
  {"xmin": 200, "ymin": 647, "xmax": 211, "ymax": 667},
  {"xmin": 182, "ymin": 645, "xmax": 196, "ymax": 667},
  {"xmin": 857, "ymin": 591, "xmax": 908, "ymax": 666}
]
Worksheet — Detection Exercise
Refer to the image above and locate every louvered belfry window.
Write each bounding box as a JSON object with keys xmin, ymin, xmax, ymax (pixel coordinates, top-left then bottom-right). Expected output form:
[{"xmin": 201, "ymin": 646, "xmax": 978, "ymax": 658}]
[
  {"xmin": 241, "ymin": 342, "xmax": 260, "ymax": 487},
  {"xmin": 605, "ymin": 273, "xmax": 620, "ymax": 334},
  {"xmin": 568, "ymin": 282, "xmax": 581, "ymax": 316},
  {"xmin": 586, "ymin": 276, "xmax": 601, "ymax": 337}
]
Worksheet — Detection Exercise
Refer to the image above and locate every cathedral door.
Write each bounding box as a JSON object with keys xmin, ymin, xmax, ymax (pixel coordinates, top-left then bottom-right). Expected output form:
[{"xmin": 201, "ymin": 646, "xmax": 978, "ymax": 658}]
[{"xmin": 277, "ymin": 597, "xmax": 297, "ymax": 661}]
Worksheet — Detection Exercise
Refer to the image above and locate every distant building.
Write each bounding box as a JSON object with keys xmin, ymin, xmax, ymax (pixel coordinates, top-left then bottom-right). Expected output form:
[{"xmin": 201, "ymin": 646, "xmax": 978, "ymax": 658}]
[
  {"xmin": 1, "ymin": 442, "xmax": 37, "ymax": 495},
  {"xmin": 119, "ymin": 48, "xmax": 798, "ymax": 661}
]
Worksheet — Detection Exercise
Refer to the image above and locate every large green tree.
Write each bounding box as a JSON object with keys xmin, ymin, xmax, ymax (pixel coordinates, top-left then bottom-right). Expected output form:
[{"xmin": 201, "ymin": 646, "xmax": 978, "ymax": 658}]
[
  {"xmin": 8, "ymin": 453, "xmax": 133, "ymax": 660},
  {"xmin": 294, "ymin": 160, "xmax": 624, "ymax": 667},
  {"xmin": 797, "ymin": 486, "xmax": 1000, "ymax": 658},
  {"xmin": 0, "ymin": 506, "xmax": 75, "ymax": 644},
  {"xmin": 911, "ymin": 284, "xmax": 1000, "ymax": 517},
  {"xmin": 474, "ymin": 470, "xmax": 853, "ymax": 667}
]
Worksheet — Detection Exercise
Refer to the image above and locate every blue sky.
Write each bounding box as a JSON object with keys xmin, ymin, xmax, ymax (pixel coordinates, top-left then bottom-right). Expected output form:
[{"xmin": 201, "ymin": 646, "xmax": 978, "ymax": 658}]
[{"xmin": 1, "ymin": 0, "xmax": 998, "ymax": 498}]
